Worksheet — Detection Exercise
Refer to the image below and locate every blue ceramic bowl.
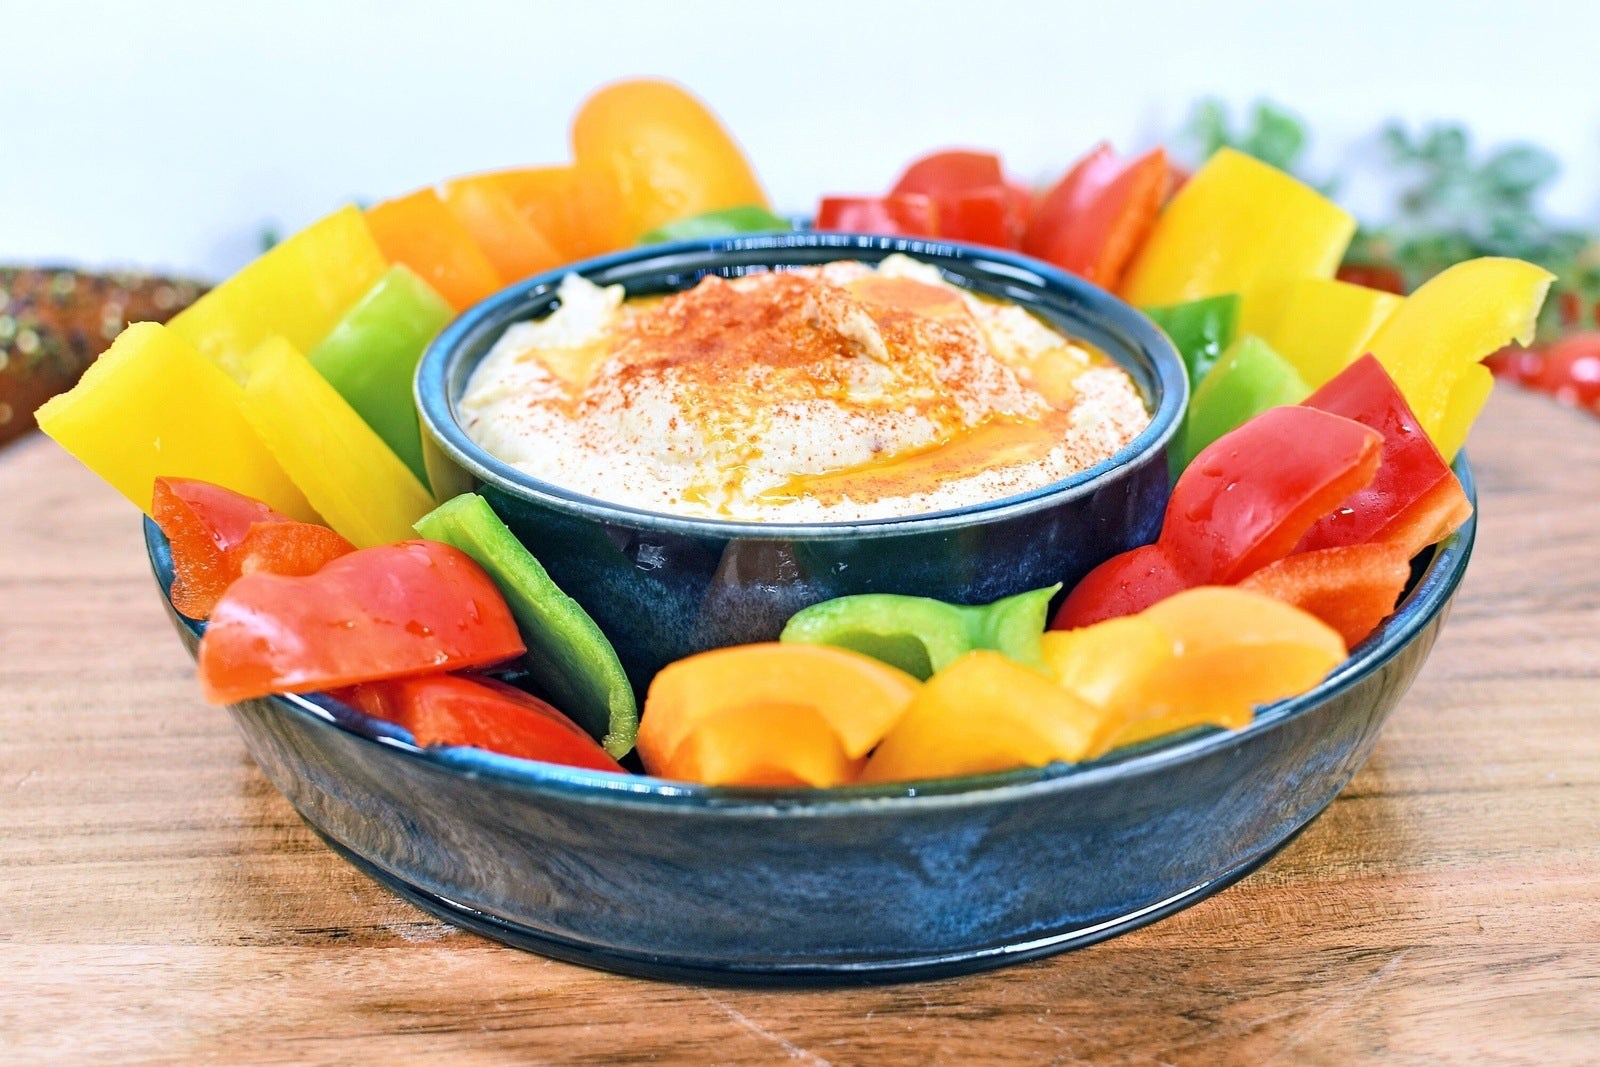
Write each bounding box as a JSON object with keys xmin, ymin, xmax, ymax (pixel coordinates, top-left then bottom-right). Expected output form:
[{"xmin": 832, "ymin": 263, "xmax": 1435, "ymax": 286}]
[
  {"xmin": 144, "ymin": 460, "xmax": 1474, "ymax": 983},
  {"xmin": 414, "ymin": 234, "xmax": 1188, "ymax": 691}
]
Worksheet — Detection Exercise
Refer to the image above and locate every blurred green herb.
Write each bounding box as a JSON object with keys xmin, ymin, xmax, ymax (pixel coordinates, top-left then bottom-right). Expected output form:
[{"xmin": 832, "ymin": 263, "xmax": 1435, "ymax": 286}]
[{"xmin": 1180, "ymin": 99, "xmax": 1330, "ymax": 192}]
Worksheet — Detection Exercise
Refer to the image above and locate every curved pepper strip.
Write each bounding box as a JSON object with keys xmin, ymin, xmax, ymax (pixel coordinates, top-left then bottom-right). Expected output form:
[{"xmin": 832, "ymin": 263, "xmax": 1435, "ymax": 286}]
[
  {"xmin": 1262, "ymin": 278, "xmax": 1402, "ymax": 388},
  {"xmin": 889, "ymin": 150, "xmax": 1024, "ymax": 247},
  {"xmin": 1143, "ymin": 293, "xmax": 1240, "ymax": 394},
  {"xmin": 365, "ymin": 188, "xmax": 505, "ymax": 311},
  {"xmin": 198, "ymin": 539, "xmax": 525, "ymax": 705},
  {"xmin": 336, "ymin": 674, "xmax": 623, "ymax": 773},
  {"xmin": 1120, "ymin": 148, "xmax": 1356, "ymax": 337},
  {"xmin": 152, "ymin": 477, "xmax": 354, "ymax": 620},
  {"xmin": 1055, "ymin": 406, "xmax": 1382, "ymax": 628},
  {"xmin": 1365, "ymin": 257, "xmax": 1554, "ymax": 458},
  {"xmin": 778, "ymin": 585, "xmax": 1059, "ymax": 679},
  {"xmin": 637, "ymin": 643, "xmax": 919, "ymax": 787},
  {"xmin": 1175, "ymin": 334, "xmax": 1310, "ymax": 475},
  {"xmin": 439, "ymin": 173, "xmax": 567, "ymax": 284},
  {"xmin": 815, "ymin": 194, "xmax": 939, "ymax": 237},
  {"xmin": 1239, "ymin": 543, "xmax": 1412, "ymax": 647},
  {"xmin": 1029, "ymin": 147, "xmax": 1170, "ymax": 289},
  {"xmin": 415, "ymin": 494, "xmax": 638, "ymax": 758}
]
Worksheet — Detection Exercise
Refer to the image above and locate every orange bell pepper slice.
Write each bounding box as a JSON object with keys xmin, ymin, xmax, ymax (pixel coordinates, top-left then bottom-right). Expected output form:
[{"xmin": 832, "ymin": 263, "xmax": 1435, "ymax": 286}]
[
  {"xmin": 439, "ymin": 174, "xmax": 567, "ymax": 284},
  {"xmin": 365, "ymin": 189, "xmax": 505, "ymax": 311},
  {"xmin": 1238, "ymin": 543, "xmax": 1412, "ymax": 648},
  {"xmin": 478, "ymin": 165, "xmax": 583, "ymax": 261},
  {"xmin": 570, "ymin": 78, "xmax": 769, "ymax": 248},
  {"xmin": 861, "ymin": 651, "xmax": 1117, "ymax": 784},
  {"xmin": 637, "ymin": 643, "xmax": 918, "ymax": 787}
]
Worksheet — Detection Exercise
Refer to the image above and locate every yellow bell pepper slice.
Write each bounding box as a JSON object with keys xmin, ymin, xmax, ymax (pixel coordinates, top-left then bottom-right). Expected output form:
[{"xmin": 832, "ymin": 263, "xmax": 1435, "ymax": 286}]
[
  {"xmin": 571, "ymin": 78, "xmax": 770, "ymax": 248},
  {"xmin": 1365, "ymin": 257, "xmax": 1554, "ymax": 458},
  {"xmin": 34, "ymin": 323, "xmax": 315, "ymax": 519},
  {"xmin": 638, "ymin": 643, "xmax": 919, "ymax": 781},
  {"xmin": 1263, "ymin": 278, "xmax": 1403, "ymax": 387},
  {"xmin": 234, "ymin": 337, "xmax": 435, "ymax": 547},
  {"xmin": 168, "ymin": 205, "xmax": 388, "ymax": 380},
  {"xmin": 860, "ymin": 651, "xmax": 1119, "ymax": 784},
  {"xmin": 1120, "ymin": 148, "xmax": 1356, "ymax": 337},
  {"xmin": 1039, "ymin": 614, "xmax": 1174, "ymax": 713}
]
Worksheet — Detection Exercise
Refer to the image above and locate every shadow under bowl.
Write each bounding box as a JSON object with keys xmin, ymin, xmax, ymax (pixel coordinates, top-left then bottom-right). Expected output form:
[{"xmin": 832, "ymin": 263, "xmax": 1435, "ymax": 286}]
[{"xmin": 413, "ymin": 233, "xmax": 1188, "ymax": 692}]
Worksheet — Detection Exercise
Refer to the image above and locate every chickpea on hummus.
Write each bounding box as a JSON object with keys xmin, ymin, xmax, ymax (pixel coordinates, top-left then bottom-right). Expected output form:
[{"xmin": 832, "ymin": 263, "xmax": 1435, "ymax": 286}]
[{"xmin": 459, "ymin": 255, "xmax": 1150, "ymax": 522}]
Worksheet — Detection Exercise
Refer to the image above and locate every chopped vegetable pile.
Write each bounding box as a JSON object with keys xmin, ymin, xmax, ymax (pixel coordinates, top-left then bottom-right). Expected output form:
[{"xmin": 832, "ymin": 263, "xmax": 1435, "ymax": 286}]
[{"xmin": 35, "ymin": 78, "xmax": 1552, "ymax": 788}]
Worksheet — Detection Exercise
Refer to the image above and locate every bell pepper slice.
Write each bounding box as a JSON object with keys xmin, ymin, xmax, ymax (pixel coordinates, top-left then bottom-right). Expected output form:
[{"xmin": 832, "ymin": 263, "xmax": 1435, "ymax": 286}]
[
  {"xmin": 415, "ymin": 494, "xmax": 638, "ymax": 758},
  {"xmin": 167, "ymin": 205, "xmax": 388, "ymax": 380},
  {"xmin": 814, "ymin": 194, "xmax": 940, "ymax": 237},
  {"xmin": 365, "ymin": 188, "xmax": 506, "ymax": 311},
  {"xmin": 1175, "ymin": 334, "xmax": 1310, "ymax": 474},
  {"xmin": 1107, "ymin": 587, "xmax": 1346, "ymax": 747},
  {"xmin": 1143, "ymin": 293, "xmax": 1240, "ymax": 392},
  {"xmin": 235, "ymin": 337, "xmax": 436, "ymax": 548},
  {"xmin": 308, "ymin": 265, "xmax": 454, "ymax": 485},
  {"xmin": 1033, "ymin": 147, "xmax": 1169, "ymax": 289},
  {"xmin": 439, "ymin": 174, "xmax": 567, "ymax": 285},
  {"xmin": 665, "ymin": 703, "xmax": 864, "ymax": 788},
  {"xmin": 638, "ymin": 204, "xmax": 790, "ymax": 245},
  {"xmin": 778, "ymin": 584, "xmax": 1059, "ymax": 679},
  {"xmin": 197, "ymin": 539, "xmax": 525, "ymax": 705},
  {"xmin": 860, "ymin": 651, "xmax": 1116, "ymax": 784},
  {"xmin": 1055, "ymin": 406, "xmax": 1382, "ymax": 627},
  {"xmin": 1365, "ymin": 257, "xmax": 1554, "ymax": 458},
  {"xmin": 888, "ymin": 149, "xmax": 1025, "ymax": 247},
  {"xmin": 335, "ymin": 674, "xmax": 623, "ymax": 773},
  {"xmin": 152, "ymin": 477, "xmax": 354, "ymax": 619},
  {"xmin": 1263, "ymin": 278, "xmax": 1402, "ymax": 387},
  {"xmin": 892, "ymin": 150, "xmax": 1006, "ymax": 199},
  {"xmin": 1022, "ymin": 142, "xmax": 1121, "ymax": 259},
  {"xmin": 1297, "ymin": 355, "xmax": 1473, "ymax": 556},
  {"xmin": 1119, "ymin": 148, "xmax": 1356, "ymax": 337},
  {"xmin": 1239, "ymin": 543, "xmax": 1412, "ymax": 647},
  {"xmin": 637, "ymin": 643, "xmax": 919, "ymax": 783},
  {"xmin": 570, "ymin": 78, "xmax": 769, "ymax": 247},
  {"xmin": 1039, "ymin": 614, "xmax": 1174, "ymax": 714},
  {"xmin": 477, "ymin": 165, "xmax": 584, "ymax": 261},
  {"xmin": 34, "ymin": 323, "xmax": 315, "ymax": 519}
]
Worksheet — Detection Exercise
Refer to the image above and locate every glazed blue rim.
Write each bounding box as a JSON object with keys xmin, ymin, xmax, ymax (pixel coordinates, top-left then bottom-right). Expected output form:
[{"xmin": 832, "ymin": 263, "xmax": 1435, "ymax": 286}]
[
  {"xmin": 414, "ymin": 232, "xmax": 1190, "ymax": 541},
  {"xmin": 144, "ymin": 458, "xmax": 1475, "ymax": 813}
]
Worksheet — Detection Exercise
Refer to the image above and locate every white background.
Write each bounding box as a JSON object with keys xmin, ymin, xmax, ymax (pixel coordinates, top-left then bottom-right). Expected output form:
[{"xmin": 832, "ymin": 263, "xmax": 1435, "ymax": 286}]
[{"xmin": 5, "ymin": 0, "xmax": 1598, "ymax": 278}]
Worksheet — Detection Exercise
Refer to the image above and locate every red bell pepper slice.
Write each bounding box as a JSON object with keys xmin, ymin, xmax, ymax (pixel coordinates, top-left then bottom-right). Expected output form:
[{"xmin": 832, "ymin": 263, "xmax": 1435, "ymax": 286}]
[
  {"xmin": 336, "ymin": 674, "xmax": 623, "ymax": 772},
  {"xmin": 1022, "ymin": 143, "xmax": 1121, "ymax": 259},
  {"xmin": 198, "ymin": 539, "xmax": 526, "ymax": 704},
  {"xmin": 888, "ymin": 149, "xmax": 1024, "ymax": 247},
  {"xmin": 1054, "ymin": 406, "xmax": 1382, "ymax": 628},
  {"xmin": 1025, "ymin": 145, "xmax": 1170, "ymax": 288},
  {"xmin": 815, "ymin": 194, "xmax": 939, "ymax": 237},
  {"xmin": 891, "ymin": 150, "xmax": 1006, "ymax": 200},
  {"xmin": 1297, "ymin": 355, "xmax": 1474, "ymax": 557},
  {"xmin": 152, "ymin": 477, "xmax": 354, "ymax": 620},
  {"xmin": 1239, "ymin": 542, "xmax": 1413, "ymax": 647}
]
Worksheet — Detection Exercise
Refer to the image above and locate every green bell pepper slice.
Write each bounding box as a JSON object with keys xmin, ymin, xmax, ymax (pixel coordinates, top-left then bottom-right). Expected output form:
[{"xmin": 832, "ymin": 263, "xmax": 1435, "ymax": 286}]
[
  {"xmin": 1143, "ymin": 294, "xmax": 1241, "ymax": 393},
  {"xmin": 309, "ymin": 265, "xmax": 454, "ymax": 485},
  {"xmin": 778, "ymin": 585, "xmax": 1060, "ymax": 680},
  {"xmin": 1175, "ymin": 334, "xmax": 1310, "ymax": 475},
  {"xmin": 638, "ymin": 204, "xmax": 791, "ymax": 245},
  {"xmin": 415, "ymin": 493, "xmax": 638, "ymax": 758}
]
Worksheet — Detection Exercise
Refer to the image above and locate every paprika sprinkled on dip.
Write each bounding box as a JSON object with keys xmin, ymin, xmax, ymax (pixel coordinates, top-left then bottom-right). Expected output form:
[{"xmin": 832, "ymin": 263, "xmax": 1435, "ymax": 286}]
[{"xmin": 459, "ymin": 255, "xmax": 1150, "ymax": 522}]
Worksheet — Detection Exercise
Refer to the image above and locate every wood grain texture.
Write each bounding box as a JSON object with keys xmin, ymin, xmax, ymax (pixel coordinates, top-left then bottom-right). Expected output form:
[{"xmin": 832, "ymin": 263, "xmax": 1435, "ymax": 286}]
[{"xmin": 2, "ymin": 386, "xmax": 1597, "ymax": 1065}]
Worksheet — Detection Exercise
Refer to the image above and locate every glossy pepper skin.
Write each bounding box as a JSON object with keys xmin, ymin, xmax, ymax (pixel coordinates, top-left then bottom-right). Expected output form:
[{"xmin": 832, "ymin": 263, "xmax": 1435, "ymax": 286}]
[
  {"xmin": 1239, "ymin": 543, "xmax": 1412, "ymax": 648},
  {"xmin": 34, "ymin": 323, "xmax": 315, "ymax": 520},
  {"xmin": 1120, "ymin": 148, "xmax": 1357, "ymax": 337},
  {"xmin": 637, "ymin": 643, "xmax": 919, "ymax": 788},
  {"xmin": 336, "ymin": 675, "xmax": 623, "ymax": 773},
  {"xmin": 1297, "ymin": 355, "xmax": 1474, "ymax": 557},
  {"xmin": 571, "ymin": 78, "xmax": 769, "ymax": 249},
  {"xmin": 198, "ymin": 539, "xmax": 525, "ymax": 705},
  {"xmin": 1175, "ymin": 334, "xmax": 1310, "ymax": 475},
  {"xmin": 814, "ymin": 194, "xmax": 939, "ymax": 237},
  {"xmin": 168, "ymin": 205, "xmax": 389, "ymax": 381},
  {"xmin": 152, "ymin": 477, "xmax": 353, "ymax": 619},
  {"xmin": 415, "ymin": 494, "xmax": 638, "ymax": 758},
  {"xmin": 1366, "ymin": 257, "xmax": 1554, "ymax": 458},
  {"xmin": 236, "ymin": 337, "xmax": 437, "ymax": 548},
  {"xmin": 309, "ymin": 266, "xmax": 454, "ymax": 485},
  {"xmin": 1026, "ymin": 146, "xmax": 1170, "ymax": 289},
  {"xmin": 364, "ymin": 189, "xmax": 505, "ymax": 311},
  {"xmin": 1263, "ymin": 278, "xmax": 1402, "ymax": 387},
  {"xmin": 1143, "ymin": 293, "xmax": 1240, "ymax": 394},
  {"xmin": 889, "ymin": 150, "xmax": 1025, "ymax": 247},
  {"xmin": 638, "ymin": 204, "xmax": 790, "ymax": 245},
  {"xmin": 778, "ymin": 585, "xmax": 1059, "ymax": 679},
  {"xmin": 1054, "ymin": 406, "xmax": 1382, "ymax": 628},
  {"xmin": 439, "ymin": 173, "xmax": 567, "ymax": 285}
]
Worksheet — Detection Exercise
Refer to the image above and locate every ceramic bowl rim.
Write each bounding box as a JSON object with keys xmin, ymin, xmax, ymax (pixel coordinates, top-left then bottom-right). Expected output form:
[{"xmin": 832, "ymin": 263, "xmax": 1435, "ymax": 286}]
[
  {"xmin": 144, "ymin": 459, "xmax": 1475, "ymax": 815},
  {"xmin": 413, "ymin": 233, "xmax": 1189, "ymax": 541}
]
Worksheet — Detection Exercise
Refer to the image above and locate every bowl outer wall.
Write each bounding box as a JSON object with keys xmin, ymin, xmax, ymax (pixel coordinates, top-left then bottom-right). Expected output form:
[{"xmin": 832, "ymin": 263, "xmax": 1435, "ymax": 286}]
[
  {"xmin": 143, "ymin": 458, "xmax": 1474, "ymax": 979},
  {"xmin": 413, "ymin": 234, "xmax": 1188, "ymax": 691}
]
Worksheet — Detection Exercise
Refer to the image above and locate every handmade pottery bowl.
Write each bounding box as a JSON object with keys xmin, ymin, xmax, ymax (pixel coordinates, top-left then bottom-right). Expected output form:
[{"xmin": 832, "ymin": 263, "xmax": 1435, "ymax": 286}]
[
  {"xmin": 414, "ymin": 234, "xmax": 1188, "ymax": 691},
  {"xmin": 145, "ymin": 462, "xmax": 1477, "ymax": 984}
]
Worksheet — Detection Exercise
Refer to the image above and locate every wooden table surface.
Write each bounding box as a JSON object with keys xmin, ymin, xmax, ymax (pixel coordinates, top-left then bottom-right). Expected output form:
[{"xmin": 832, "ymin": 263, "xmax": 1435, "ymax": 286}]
[{"xmin": 2, "ymin": 385, "xmax": 1597, "ymax": 1065}]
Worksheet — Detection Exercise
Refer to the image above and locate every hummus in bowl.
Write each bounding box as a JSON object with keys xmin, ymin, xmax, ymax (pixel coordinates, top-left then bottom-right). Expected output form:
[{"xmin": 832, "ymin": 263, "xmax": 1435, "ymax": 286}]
[{"xmin": 459, "ymin": 255, "xmax": 1151, "ymax": 522}]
